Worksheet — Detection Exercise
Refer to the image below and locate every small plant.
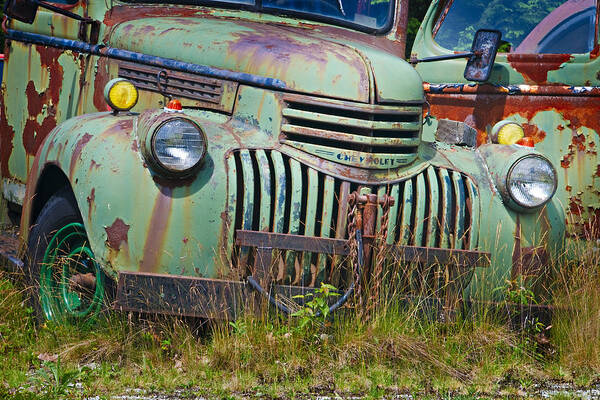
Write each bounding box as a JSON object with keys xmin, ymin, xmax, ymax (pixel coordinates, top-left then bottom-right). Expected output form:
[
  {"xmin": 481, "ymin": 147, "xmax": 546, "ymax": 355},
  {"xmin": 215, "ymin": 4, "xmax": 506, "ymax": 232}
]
[
  {"xmin": 291, "ymin": 283, "xmax": 340, "ymax": 332},
  {"xmin": 30, "ymin": 357, "xmax": 86, "ymax": 396},
  {"xmin": 160, "ymin": 338, "xmax": 172, "ymax": 352},
  {"xmin": 495, "ymin": 279, "xmax": 537, "ymax": 306},
  {"xmin": 228, "ymin": 319, "xmax": 248, "ymax": 336}
]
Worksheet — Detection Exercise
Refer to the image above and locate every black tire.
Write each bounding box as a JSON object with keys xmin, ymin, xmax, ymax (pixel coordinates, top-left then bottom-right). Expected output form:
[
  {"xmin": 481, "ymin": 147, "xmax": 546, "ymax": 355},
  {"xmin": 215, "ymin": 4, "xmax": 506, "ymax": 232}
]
[{"xmin": 27, "ymin": 187, "xmax": 111, "ymax": 324}]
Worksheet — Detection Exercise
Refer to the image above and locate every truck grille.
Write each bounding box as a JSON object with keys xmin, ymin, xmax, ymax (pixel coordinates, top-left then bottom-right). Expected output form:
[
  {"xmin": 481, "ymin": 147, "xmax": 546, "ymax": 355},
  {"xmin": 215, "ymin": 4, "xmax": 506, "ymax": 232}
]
[
  {"xmin": 280, "ymin": 94, "xmax": 423, "ymax": 169},
  {"xmin": 225, "ymin": 150, "xmax": 479, "ymax": 287}
]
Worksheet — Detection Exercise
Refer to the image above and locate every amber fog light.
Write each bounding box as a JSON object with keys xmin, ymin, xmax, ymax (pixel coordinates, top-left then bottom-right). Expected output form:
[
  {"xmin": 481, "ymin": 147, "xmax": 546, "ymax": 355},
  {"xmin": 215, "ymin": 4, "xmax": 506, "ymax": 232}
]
[
  {"xmin": 491, "ymin": 121, "xmax": 525, "ymax": 145},
  {"xmin": 104, "ymin": 78, "xmax": 138, "ymax": 112}
]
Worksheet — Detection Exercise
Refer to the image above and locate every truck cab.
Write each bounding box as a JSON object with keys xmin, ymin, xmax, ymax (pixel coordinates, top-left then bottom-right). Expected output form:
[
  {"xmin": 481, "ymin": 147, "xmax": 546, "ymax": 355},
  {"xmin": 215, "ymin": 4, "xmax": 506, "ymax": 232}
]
[
  {"xmin": 412, "ymin": 0, "xmax": 599, "ymax": 243},
  {"xmin": 0, "ymin": 0, "xmax": 563, "ymax": 321}
]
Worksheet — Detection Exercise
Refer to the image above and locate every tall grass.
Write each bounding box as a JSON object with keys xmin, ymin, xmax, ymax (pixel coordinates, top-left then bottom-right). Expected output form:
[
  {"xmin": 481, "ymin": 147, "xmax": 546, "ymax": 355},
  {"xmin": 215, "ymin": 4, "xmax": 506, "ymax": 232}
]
[
  {"xmin": 2, "ymin": 239, "xmax": 600, "ymax": 397},
  {"xmin": 552, "ymin": 240, "xmax": 600, "ymax": 373}
]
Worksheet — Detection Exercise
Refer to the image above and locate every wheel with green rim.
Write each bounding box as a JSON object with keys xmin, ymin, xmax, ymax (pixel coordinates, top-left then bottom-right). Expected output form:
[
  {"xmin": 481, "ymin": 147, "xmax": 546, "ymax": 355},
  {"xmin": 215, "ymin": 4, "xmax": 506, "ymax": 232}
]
[{"xmin": 28, "ymin": 188, "xmax": 105, "ymax": 323}]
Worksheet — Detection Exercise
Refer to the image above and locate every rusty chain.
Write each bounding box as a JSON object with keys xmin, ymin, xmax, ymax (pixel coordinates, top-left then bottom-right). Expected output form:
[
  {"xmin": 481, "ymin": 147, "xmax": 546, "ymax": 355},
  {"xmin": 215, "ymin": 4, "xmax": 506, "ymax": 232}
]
[
  {"xmin": 346, "ymin": 200, "xmax": 359, "ymax": 305},
  {"xmin": 367, "ymin": 193, "xmax": 392, "ymax": 315},
  {"xmin": 346, "ymin": 192, "xmax": 394, "ymax": 315}
]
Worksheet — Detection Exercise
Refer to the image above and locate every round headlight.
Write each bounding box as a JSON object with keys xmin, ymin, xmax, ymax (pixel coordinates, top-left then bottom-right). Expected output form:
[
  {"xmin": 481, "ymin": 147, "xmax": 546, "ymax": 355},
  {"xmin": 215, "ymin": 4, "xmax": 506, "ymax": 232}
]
[
  {"xmin": 507, "ymin": 155, "xmax": 556, "ymax": 208},
  {"xmin": 151, "ymin": 118, "xmax": 207, "ymax": 175}
]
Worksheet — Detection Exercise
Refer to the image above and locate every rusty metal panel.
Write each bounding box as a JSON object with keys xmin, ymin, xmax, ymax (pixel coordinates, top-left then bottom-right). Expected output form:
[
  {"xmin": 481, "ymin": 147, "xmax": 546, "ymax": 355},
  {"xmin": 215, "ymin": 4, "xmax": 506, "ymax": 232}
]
[
  {"xmin": 438, "ymin": 168, "xmax": 453, "ymax": 249},
  {"xmin": 376, "ymin": 185, "xmax": 387, "ymax": 232},
  {"xmin": 271, "ymin": 151, "xmax": 286, "ymax": 233},
  {"xmin": 236, "ymin": 230, "xmax": 349, "ymax": 255},
  {"xmin": 452, "ymin": 171, "xmax": 466, "ymax": 249},
  {"xmin": 413, "ymin": 173, "xmax": 427, "ymax": 246},
  {"xmin": 388, "ymin": 244, "xmax": 490, "ymax": 269},
  {"xmin": 225, "ymin": 156, "xmax": 238, "ymax": 262},
  {"xmin": 466, "ymin": 180, "xmax": 480, "ymax": 250},
  {"xmin": 426, "ymin": 166, "xmax": 440, "ymax": 248},
  {"xmin": 238, "ymin": 150, "xmax": 254, "ymax": 265},
  {"xmin": 316, "ymin": 175, "xmax": 335, "ymax": 284},
  {"xmin": 236, "ymin": 230, "xmax": 490, "ymax": 268},
  {"xmin": 386, "ymin": 183, "xmax": 401, "ymax": 245},
  {"xmin": 116, "ymin": 271, "xmax": 247, "ymax": 319},
  {"xmin": 255, "ymin": 150, "xmax": 271, "ymax": 232},
  {"xmin": 335, "ymin": 181, "xmax": 351, "ymax": 241},
  {"xmin": 331, "ymin": 180, "xmax": 351, "ymax": 286},
  {"xmin": 284, "ymin": 158, "xmax": 302, "ymax": 284},
  {"xmin": 399, "ymin": 179, "xmax": 414, "ymax": 244},
  {"xmin": 301, "ymin": 167, "xmax": 319, "ymax": 285}
]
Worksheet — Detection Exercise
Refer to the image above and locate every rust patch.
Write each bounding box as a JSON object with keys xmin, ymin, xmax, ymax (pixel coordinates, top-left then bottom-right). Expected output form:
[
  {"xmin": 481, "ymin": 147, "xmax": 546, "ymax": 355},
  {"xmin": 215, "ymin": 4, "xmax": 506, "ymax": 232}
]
[
  {"xmin": 105, "ymin": 217, "xmax": 130, "ymax": 250},
  {"xmin": 103, "ymin": 5, "xmax": 209, "ymax": 27},
  {"xmin": 561, "ymin": 154, "xmax": 572, "ymax": 168},
  {"xmin": 140, "ymin": 186, "xmax": 173, "ymax": 272},
  {"xmin": 522, "ymin": 123, "xmax": 546, "ymax": 143},
  {"xmin": 226, "ymin": 27, "xmax": 369, "ymax": 97},
  {"xmin": 507, "ymin": 54, "xmax": 572, "ymax": 84},
  {"xmin": 427, "ymin": 93, "xmax": 600, "ymax": 146},
  {"xmin": 69, "ymin": 133, "xmax": 92, "ymax": 178},
  {"xmin": 23, "ymin": 46, "xmax": 65, "ymax": 157},
  {"xmin": 89, "ymin": 159, "xmax": 101, "ymax": 171},
  {"xmin": 572, "ymin": 130, "xmax": 586, "ymax": 151},
  {"xmin": 93, "ymin": 58, "xmax": 110, "ymax": 111},
  {"xmin": 569, "ymin": 196, "xmax": 583, "ymax": 216},
  {"xmin": 86, "ymin": 187, "xmax": 95, "ymax": 221},
  {"xmin": 0, "ymin": 95, "xmax": 15, "ymax": 178}
]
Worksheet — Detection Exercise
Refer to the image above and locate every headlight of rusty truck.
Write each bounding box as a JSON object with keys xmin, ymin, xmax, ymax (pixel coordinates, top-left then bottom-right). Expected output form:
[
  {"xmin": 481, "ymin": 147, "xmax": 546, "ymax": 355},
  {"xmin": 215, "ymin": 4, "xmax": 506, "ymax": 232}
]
[
  {"xmin": 478, "ymin": 144, "xmax": 557, "ymax": 212},
  {"xmin": 143, "ymin": 117, "xmax": 207, "ymax": 178},
  {"xmin": 507, "ymin": 155, "xmax": 556, "ymax": 208}
]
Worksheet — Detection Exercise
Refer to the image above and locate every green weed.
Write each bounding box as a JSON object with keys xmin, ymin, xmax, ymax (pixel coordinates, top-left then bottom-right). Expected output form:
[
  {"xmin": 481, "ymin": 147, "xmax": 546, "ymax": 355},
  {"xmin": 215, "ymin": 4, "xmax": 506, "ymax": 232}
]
[{"xmin": 0, "ymin": 238, "xmax": 600, "ymax": 398}]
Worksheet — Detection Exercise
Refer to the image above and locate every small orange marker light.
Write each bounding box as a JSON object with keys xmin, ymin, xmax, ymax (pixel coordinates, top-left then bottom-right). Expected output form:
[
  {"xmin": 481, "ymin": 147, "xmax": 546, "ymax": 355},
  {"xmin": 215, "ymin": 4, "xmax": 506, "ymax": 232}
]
[
  {"xmin": 516, "ymin": 137, "xmax": 535, "ymax": 147},
  {"xmin": 166, "ymin": 99, "xmax": 182, "ymax": 111}
]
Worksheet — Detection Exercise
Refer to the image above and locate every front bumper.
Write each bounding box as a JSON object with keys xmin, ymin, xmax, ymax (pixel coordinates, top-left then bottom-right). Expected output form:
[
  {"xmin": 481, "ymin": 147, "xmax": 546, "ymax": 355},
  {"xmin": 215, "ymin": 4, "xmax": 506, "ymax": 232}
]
[{"xmin": 115, "ymin": 230, "xmax": 490, "ymax": 318}]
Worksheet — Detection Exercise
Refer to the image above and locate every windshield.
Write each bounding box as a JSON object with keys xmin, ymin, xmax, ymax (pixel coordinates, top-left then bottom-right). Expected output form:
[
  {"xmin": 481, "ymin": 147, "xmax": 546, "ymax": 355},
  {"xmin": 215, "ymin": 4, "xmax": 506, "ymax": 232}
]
[
  {"xmin": 262, "ymin": 0, "xmax": 393, "ymax": 30},
  {"xmin": 130, "ymin": 0, "xmax": 395, "ymax": 31},
  {"xmin": 434, "ymin": 0, "xmax": 597, "ymax": 54}
]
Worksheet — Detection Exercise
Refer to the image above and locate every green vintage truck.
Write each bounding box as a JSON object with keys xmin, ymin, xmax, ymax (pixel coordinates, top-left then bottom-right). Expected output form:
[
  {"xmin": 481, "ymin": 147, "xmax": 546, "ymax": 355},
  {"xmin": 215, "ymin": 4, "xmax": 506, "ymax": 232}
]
[{"xmin": 0, "ymin": 0, "xmax": 566, "ymax": 321}]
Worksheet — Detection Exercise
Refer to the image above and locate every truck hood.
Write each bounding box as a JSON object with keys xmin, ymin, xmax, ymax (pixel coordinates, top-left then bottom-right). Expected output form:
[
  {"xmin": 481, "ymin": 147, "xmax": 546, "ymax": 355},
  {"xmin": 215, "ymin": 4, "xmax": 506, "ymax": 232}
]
[{"xmin": 105, "ymin": 12, "xmax": 423, "ymax": 103}]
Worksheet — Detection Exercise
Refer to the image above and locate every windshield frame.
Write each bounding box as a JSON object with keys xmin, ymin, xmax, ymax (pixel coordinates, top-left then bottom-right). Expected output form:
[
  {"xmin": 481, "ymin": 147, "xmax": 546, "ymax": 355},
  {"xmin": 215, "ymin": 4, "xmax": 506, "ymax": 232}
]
[
  {"xmin": 431, "ymin": 0, "xmax": 600, "ymax": 55},
  {"xmin": 119, "ymin": 0, "xmax": 396, "ymax": 34}
]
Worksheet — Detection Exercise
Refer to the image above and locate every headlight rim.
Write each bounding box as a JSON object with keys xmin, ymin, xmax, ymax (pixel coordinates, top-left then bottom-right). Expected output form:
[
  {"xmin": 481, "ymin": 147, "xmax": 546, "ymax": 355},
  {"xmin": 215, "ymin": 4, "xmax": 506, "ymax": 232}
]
[
  {"xmin": 505, "ymin": 154, "xmax": 557, "ymax": 209},
  {"xmin": 148, "ymin": 117, "xmax": 207, "ymax": 178}
]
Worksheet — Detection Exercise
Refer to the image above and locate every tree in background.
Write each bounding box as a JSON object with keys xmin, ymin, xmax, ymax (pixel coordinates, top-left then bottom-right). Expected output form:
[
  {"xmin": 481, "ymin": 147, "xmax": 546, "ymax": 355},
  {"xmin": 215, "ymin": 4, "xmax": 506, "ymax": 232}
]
[{"xmin": 406, "ymin": 0, "xmax": 430, "ymax": 55}]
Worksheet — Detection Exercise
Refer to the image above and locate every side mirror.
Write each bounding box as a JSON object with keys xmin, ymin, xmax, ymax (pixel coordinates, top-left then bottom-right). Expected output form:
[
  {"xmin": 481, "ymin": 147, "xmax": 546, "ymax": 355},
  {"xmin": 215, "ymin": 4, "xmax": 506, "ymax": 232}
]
[
  {"xmin": 464, "ymin": 29, "xmax": 502, "ymax": 82},
  {"xmin": 4, "ymin": 0, "xmax": 38, "ymax": 24}
]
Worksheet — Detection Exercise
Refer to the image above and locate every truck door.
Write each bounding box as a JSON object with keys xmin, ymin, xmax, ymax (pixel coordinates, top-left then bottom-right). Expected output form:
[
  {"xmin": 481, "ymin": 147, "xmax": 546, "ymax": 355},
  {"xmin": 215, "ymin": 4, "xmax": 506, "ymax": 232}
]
[{"xmin": 0, "ymin": 0, "xmax": 91, "ymax": 191}]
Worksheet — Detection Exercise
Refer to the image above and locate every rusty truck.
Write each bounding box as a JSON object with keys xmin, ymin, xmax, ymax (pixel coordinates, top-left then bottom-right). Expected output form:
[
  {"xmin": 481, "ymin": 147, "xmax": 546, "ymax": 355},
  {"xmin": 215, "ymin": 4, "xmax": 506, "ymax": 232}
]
[{"xmin": 0, "ymin": 0, "xmax": 566, "ymax": 321}]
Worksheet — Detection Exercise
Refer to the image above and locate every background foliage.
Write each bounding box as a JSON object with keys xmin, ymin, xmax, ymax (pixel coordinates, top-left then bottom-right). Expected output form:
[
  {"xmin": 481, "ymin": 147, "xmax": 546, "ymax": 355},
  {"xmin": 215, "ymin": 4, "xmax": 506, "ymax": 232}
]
[{"xmin": 406, "ymin": 0, "xmax": 430, "ymax": 54}]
